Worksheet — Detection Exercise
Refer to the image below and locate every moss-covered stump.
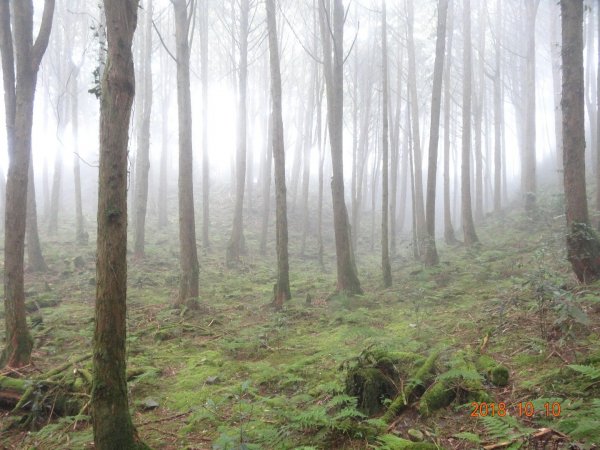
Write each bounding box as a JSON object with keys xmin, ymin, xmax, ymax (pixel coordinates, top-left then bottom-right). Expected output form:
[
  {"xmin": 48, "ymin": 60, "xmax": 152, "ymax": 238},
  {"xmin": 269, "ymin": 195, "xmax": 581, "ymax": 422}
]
[
  {"xmin": 476, "ymin": 354, "xmax": 509, "ymax": 387},
  {"xmin": 382, "ymin": 349, "xmax": 440, "ymax": 423},
  {"xmin": 346, "ymin": 367, "xmax": 397, "ymax": 416},
  {"xmin": 343, "ymin": 349, "xmax": 424, "ymax": 416}
]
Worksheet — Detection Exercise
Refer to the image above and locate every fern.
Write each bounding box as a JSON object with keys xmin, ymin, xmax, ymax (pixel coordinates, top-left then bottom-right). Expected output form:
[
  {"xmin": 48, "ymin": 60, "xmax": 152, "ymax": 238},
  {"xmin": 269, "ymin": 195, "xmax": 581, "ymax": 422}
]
[
  {"xmin": 453, "ymin": 431, "xmax": 481, "ymax": 444},
  {"xmin": 480, "ymin": 415, "xmax": 533, "ymax": 441},
  {"xmin": 437, "ymin": 367, "xmax": 483, "ymax": 383},
  {"xmin": 568, "ymin": 364, "xmax": 600, "ymax": 380}
]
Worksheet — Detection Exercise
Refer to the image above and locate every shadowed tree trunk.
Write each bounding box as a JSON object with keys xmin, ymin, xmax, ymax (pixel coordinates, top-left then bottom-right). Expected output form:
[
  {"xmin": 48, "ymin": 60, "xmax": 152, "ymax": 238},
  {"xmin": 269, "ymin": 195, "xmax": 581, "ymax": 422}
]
[
  {"xmin": 26, "ymin": 163, "xmax": 47, "ymax": 272},
  {"xmin": 423, "ymin": 0, "xmax": 448, "ymax": 266},
  {"xmin": 461, "ymin": 0, "xmax": 478, "ymax": 246},
  {"xmin": 381, "ymin": 1, "xmax": 392, "ymax": 286},
  {"xmin": 443, "ymin": 0, "xmax": 457, "ymax": 243},
  {"xmin": 319, "ymin": 0, "xmax": 362, "ymax": 294},
  {"xmin": 133, "ymin": 0, "xmax": 153, "ymax": 259},
  {"xmin": 92, "ymin": 1, "xmax": 149, "ymax": 448},
  {"xmin": 226, "ymin": 0, "xmax": 249, "ymax": 266},
  {"xmin": 266, "ymin": 0, "xmax": 290, "ymax": 309},
  {"xmin": 173, "ymin": 0, "xmax": 199, "ymax": 305},
  {"xmin": 561, "ymin": 0, "xmax": 600, "ymax": 283},
  {"xmin": 0, "ymin": 0, "xmax": 54, "ymax": 368}
]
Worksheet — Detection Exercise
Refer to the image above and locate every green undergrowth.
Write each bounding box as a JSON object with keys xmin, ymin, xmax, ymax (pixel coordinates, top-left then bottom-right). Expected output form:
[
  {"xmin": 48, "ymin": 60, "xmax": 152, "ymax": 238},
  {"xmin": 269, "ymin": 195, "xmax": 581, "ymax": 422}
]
[{"xmin": 1, "ymin": 192, "xmax": 600, "ymax": 448}]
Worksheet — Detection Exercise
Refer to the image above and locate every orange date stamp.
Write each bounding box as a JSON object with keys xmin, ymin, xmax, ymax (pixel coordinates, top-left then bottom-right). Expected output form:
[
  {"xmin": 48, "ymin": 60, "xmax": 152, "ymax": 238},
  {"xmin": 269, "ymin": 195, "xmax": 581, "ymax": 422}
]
[{"xmin": 470, "ymin": 401, "xmax": 561, "ymax": 418}]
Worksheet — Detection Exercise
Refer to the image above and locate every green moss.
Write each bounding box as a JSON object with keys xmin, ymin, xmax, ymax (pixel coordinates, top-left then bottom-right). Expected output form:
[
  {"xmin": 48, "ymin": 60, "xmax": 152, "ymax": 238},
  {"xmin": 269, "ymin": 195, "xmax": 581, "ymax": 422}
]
[
  {"xmin": 418, "ymin": 381, "xmax": 455, "ymax": 415},
  {"xmin": 476, "ymin": 354, "xmax": 509, "ymax": 387},
  {"xmin": 346, "ymin": 367, "xmax": 397, "ymax": 415}
]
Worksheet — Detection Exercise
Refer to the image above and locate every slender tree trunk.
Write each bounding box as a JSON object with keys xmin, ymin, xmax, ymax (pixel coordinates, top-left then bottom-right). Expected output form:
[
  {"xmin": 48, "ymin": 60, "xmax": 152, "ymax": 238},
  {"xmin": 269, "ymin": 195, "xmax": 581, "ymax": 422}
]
[
  {"xmin": 473, "ymin": 0, "xmax": 485, "ymax": 220},
  {"xmin": 390, "ymin": 46, "xmax": 403, "ymax": 255},
  {"xmin": 92, "ymin": 1, "xmax": 148, "ymax": 447},
  {"xmin": 443, "ymin": 0, "xmax": 457, "ymax": 243},
  {"xmin": 561, "ymin": 0, "xmax": 600, "ymax": 283},
  {"xmin": 226, "ymin": 0, "xmax": 249, "ymax": 266},
  {"xmin": 133, "ymin": 0, "xmax": 153, "ymax": 259},
  {"xmin": 300, "ymin": 72, "xmax": 315, "ymax": 256},
  {"xmin": 406, "ymin": 0, "xmax": 427, "ymax": 254},
  {"xmin": 493, "ymin": 0, "xmax": 503, "ymax": 213},
  {"xmin": 72, "ymin": 67, "xmax": 87, "ymax": 244},
  {"xmin": 173, "ymin": 0, "xmax": 199, "ymax": 305},
  {"xmin": 266, "ymin": 0, "xmax": 291, "ymax": 308},
  {"xmin": 317, "ymin": 85, "xmax": 325, "ymax": 267},
  {"xmin": 423, "ymin": 0, "xmax": 448, "ymax": 266},
  {"xmin": 461, "ymin": 0, "xmax": 479, "ymax": 246},
  {"xmin": 26, "ymin": 162, "xmax": 47, "ymax": 271},
  {"xmin": 259, "ymin": 111, "xmax": 273, "ymax": 255},
  {"xmin": 380, "ymin": 1, "xmax": 392, "ymax": 286},
  {"xmin": 523, "ymin": 0, "xmax": 540, "ymax": 214},
  {"xmin": 596, "ymin": 3, "xmax": 600, "ymax": 228},
  {"xmin": 201, "ymin": 0, "xmax": 210, "ymax": 248},
  {"xmin": 48, "ymin": 146, "xmax": 62, "ymax": 234},
  {"xmin": 319, "ymin": 0, "xmax": 362, "ymax": 294},
  {"xmin": 158, "ymin": 82, "xmax": 169, "ymax": 228},
  {"xmin": 0, "ymin": 0, "xmax": 54, "ymax": 368},
  {"xmin": 550, "ymin": 5, "xmax": 564, "ymax": 188}
]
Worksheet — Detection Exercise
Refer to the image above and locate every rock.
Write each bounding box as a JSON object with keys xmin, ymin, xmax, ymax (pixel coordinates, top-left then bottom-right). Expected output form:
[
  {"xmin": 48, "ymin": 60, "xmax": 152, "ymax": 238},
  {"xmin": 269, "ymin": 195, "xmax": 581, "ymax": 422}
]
[
  {"xmin": 141, "ymin": 397, "xmax": 159, "ymax": 410},
  {"xmin": 408, "ymin": 429, "xmax": 424, "ymax": 442},
  {"xmin": 206, "ymin": 375, "xmax": 220, "ymax": 385}
]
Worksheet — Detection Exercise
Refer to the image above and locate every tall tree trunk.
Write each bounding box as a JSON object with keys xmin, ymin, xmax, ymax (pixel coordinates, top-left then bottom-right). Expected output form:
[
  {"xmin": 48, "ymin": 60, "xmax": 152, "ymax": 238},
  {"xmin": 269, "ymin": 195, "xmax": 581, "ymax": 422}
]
[
  {"xmin": 92, "ymin": 1, "xmax": 148, "ymax": 447},
  {"xmin": 380, "ymin": 1, "xmax": 392, "ymax": 286},
  {"xmin": 561, "ymin": 0, "xmax": 600, "ymax": 283},
  {"xmin": 201, "ymin": 0, "xmax": 210, "ymax": 248},
  {"xmin": 473, "ymin": 0, "xmax": 485, "ymax": 220},
  {"xmin": 443, "ymin": 0, "xmax": 457, "ymax": 243},
  {"xmin": 259, "ymin": 110, "xmax": 273, "ymax": 255},
  {"xmin": 26, "ymin": 162, "xmax": 47, "ymax": 271},
  {"xmin": 266, "ymin": 0, "xmax": 291, "ymax": 308},
  {"xmin": 406, "ymin": 0, "xmax": 427, "ymax": 254},
  {"xmin": 423, "ymin": 0, "xmax": 448, "ymax": 266},
  {"xmin": 596, "ymin": 3, "xmax": 600, "ymax": 229},
  {"xmin": 173, "ymin": 0, "xmax": 199, "ymax": 305},
  {"xmin": 72, "ymin": 66, "xmax": 87, "ymax": 244},
  {"xmin": 390, "ymin": 46, "xmax": 403, "ymax": 255},
  {"xmin": 523, "ymin": 0, "xmax": 540, "ymax": 214},
  {"xmin": 226, "ymin": 0, "xmax": 249, "ymax": 266},
  {"xmin": 319, "ymin": 0, "xmax": 362, "ymax": 294},
  {"xmin": 461, "ymin": 0, "xmax": 479, "ymax": 246},
  {"xmin": 493, "ymin": 0, "xmax": 503, "ymax": 214},
  {"xmin": 550, "ymin": 4, "xmax": 563, "ymax": 188},
  {"xmin": 0, "ymin": 0, "xmax": 54, "ymax": 368},
  {"xmin": 133, "ymin": 0, "xmax": 153, "ymax": 258},
  {"xmin": 48, "ymin": 147, "xmax": 61, "ymax": 234},
  {"xmin": 300, "ymin": 70, "xmax": 316, "ymax": 256}
]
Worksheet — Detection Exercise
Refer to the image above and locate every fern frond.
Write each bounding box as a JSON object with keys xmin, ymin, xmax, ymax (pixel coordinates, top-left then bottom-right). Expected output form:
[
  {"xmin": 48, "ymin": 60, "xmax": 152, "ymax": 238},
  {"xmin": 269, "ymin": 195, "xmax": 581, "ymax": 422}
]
[{"xmin": 568, "ymin": 364, "xmax": 600, "ymax": 380}]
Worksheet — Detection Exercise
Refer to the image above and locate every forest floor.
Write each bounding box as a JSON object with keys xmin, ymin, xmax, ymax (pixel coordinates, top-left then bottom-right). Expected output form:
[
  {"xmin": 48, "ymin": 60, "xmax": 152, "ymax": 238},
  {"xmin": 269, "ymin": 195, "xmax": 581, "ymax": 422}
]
[{"xmin": 1, "ymin": 190, "xmax": 600, "ymax": 449}]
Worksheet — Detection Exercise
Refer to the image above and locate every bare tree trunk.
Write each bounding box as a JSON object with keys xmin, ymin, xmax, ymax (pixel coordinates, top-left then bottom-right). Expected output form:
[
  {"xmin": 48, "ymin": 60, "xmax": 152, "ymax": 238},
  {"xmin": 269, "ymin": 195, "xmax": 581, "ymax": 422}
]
[
  {"xmin": 300, "ymin": 70, "xmax": 316, "ymax": 256},
  {"xmin": 406, "ymin": 0, "xmax": 427, "ymax": 254},
  {"xmin": 473, "ymin": 0, "xmax": 485, "ymax": 220},
  {"xmin": 380, "ymin": 1, "xmax": 392, "ymax": 286},
  {"xmin": 48, "ymin": 145, "xmax": 62, "ymax": 234},
  {"xmin": 226, "ymin": 0, "xmax": 249, "ymax": 266},
  {"xmin": 201, "ymin": 0, "xmax": 210, "ymax": 248},
  {"xmin": 423, "ymin": 0, "xmax": 448, "ymax": 266},
  {"xmin": 26, "ymin": 162, "xmax": 47, "ymax": 271},
  {"xmin": 390, "ymin": 46, "xmax": 403, "ymax": 255},
  {"xmin": 266, "ymin": 0, "xmax": 291, "ymax": 308},
  {"xmin": 585, "ymin": 9, "xmax": 597, "ymax": 180},
  {"xmin": 259, "ymin": 110, "xmax": 273, "ymax": 255},
  {"xmin": 133, "ymin": 0, "xmax": 153, "ymax": 259},
  {"xmin": 443, "ymin": 0, "xmax": 457, "ymax": 243},
  {"xmin": 158, "ymin": 81, "xmax": 169, "ymax": 228},
  {"xmin": 92, "ymin": 1, "xmax": 148, "ymax": 447},
  {"xmin": 71, "ymin": 66, "xmax": 87, "ymax": 244},
  {"xmin": 561, "ymin": 0, "xmax": 600, "ymax": 283},
  {"xmin": 523, "ymin": 0, "xmax": 540, "ymax": 214},
  {"xmin": 317, "ymin": 85, "xmax": 325, "ymax": 267},
  {"xmin": 551, "ymin": 6, "xmax": 563, "ymax": 189},
  {"xmin": 173, "ymin": 0, "xmax": 199, "ymax": 305},
  {"xmin": 319, "ymin": 0, "xmax": 362, "ymax": 294},
  {"xmin": 493, "ymin": 0, "xmax": 503, "ymax": 214},
  {"xmin": 461, "ymin": 0, "xmax": 479, "ymax": 246},
  {"xmin": 0, "ymin": 0, "xmax": 54, "ymax": 368}
]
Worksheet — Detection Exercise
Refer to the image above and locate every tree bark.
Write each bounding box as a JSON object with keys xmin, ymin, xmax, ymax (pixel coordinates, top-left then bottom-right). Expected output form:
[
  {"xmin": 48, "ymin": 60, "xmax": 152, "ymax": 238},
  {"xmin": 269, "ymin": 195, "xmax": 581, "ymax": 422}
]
[
  {"xmin": 92, "ymin": 1, "xmax": 148, "ymax": 447},
  {"xmin": 173, "ymin": 0, "xmax": 199, "ymax": 305},
  {"xmin": 381, "ymin": 1, "xmax": 392, "ymax": 286},
  {"xmin": 423, "ymin": 0, "xmax": 448, "ymax": 266},
  {"xmin": 226, "ymin": 0, "xmax": 249, "ymax": 266},
  {"xmin": 201, "ymin": 0, "xmax": 210, "ymax": 248},
  {"xmin": 133, "ymin": 0, "xmax": 153, "ymax": 259},
  {"xmin": 561, "ymin": 0, "xmax": 600, "ymax": 283},
  {"xmin": 26, "ymin": 162, "xmax": 47, "ymax": 271},
  {"xmin": 443, "ymin": 0, "xmax": 457, "ymax": 243},
  {"xmin": 0, "ymin": 0, "xmax": 54, "ymax": 368},
  {"xmin": 319, "ymin": 0, "xmax": 362, "ymax": 294},
  {"xmin": 71, "ymin": 65, "xmax": 87, "ymax": 244},
  {"xmin": 461, "ymin": 0, "xmax": 479, "ymax": 246},
  {"xmin": 493, "ymin": 0, "xmax": 503, "ymax": 214},
  {"xmin": 266, "ymin": 0, "xmax": 291, "ymax": 308}
]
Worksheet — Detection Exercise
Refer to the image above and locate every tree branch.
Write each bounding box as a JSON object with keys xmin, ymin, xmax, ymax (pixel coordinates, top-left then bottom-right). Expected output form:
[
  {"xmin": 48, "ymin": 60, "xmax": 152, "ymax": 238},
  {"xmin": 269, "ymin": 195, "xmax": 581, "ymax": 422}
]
[
  {"xmin": 32, "ymin": 0, "xmax": 56, "ymax": 70},
  {"xmin": 152, "ymin": 19, "xmax": 178, "ymax": 64}
]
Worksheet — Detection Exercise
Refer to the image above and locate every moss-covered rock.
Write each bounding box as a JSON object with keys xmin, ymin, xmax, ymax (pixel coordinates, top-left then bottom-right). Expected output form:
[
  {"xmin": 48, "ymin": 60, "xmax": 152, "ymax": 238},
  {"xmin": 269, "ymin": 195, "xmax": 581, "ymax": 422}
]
[{"xmin": 476, "ymin": 354, "xmax": 509, "ymax": 387}]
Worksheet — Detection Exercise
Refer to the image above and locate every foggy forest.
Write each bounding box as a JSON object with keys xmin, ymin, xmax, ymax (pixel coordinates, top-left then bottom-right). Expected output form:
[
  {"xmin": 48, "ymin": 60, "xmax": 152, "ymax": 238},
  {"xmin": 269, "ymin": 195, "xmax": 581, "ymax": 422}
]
[{"xmin": 1, "ymin": 0, "xmax": 600, "ymax": 448}]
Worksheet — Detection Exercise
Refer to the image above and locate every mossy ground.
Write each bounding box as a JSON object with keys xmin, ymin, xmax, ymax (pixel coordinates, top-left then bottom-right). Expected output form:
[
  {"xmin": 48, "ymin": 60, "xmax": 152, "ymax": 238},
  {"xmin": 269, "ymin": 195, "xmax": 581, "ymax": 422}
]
[{"xmin": 1, "ymin": 189, "xmax": 600, "ymax": 449}]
